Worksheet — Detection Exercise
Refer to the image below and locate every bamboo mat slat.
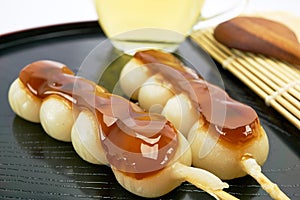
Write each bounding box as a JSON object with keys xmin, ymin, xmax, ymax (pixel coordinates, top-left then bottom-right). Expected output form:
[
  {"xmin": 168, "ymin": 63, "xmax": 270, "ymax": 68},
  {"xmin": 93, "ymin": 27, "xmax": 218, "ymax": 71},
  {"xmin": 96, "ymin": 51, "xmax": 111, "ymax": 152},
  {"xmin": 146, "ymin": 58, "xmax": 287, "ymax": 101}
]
[{"xmin": 191, "ymin": 29, "xmax": 300, "ymax": 129}]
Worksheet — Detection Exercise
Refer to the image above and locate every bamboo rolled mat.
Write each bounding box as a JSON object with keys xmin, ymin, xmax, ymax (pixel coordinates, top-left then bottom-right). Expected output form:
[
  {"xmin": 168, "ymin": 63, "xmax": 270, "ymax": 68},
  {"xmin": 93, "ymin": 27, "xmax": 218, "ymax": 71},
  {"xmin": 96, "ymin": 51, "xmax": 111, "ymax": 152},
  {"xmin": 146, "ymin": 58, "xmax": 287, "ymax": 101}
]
[{"xmin": 191, "ymin": 25, "xmax": 300, "ymax": 129}]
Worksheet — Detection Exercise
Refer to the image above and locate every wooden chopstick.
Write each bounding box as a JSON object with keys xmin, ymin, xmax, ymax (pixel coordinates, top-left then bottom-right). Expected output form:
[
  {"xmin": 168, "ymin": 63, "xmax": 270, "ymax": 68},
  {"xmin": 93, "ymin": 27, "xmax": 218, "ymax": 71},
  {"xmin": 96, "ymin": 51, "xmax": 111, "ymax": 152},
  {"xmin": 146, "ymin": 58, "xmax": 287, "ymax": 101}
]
[{"xmin": 191, "ymin": 29, "xmax": 300, "ymax": 129}]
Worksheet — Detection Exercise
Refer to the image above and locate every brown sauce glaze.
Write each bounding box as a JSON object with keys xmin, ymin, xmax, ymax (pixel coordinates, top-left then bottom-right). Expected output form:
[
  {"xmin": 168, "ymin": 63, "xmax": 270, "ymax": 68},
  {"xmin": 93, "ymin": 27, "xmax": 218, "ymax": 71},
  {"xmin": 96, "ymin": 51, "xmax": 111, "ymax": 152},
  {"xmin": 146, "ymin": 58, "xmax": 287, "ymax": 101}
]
[
  {"xmin": 135, "ymin": 50, "xmax": 260, "ymax": 146},
  {"xmin": 19, "ymin": 60, "xmax": 178, "ymax": 179}
]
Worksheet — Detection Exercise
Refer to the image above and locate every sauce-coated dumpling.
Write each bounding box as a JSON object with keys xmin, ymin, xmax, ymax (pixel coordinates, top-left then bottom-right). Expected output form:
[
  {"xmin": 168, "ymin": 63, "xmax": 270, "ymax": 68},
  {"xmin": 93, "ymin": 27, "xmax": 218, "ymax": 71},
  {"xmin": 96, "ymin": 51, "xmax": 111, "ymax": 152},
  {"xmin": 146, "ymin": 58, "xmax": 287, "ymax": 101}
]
[{"xmin": 188, "ymin": 119, "xmax": 269, "ymax": 180}]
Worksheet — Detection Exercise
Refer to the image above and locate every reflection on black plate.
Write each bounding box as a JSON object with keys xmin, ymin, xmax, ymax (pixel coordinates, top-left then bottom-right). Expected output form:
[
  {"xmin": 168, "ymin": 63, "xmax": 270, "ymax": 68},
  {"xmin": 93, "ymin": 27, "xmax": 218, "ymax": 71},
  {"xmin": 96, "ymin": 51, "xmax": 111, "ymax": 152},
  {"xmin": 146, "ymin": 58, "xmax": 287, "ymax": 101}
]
[{"xmin": 0, "ymin": 22, "xmax": 299, "ymax": 200}]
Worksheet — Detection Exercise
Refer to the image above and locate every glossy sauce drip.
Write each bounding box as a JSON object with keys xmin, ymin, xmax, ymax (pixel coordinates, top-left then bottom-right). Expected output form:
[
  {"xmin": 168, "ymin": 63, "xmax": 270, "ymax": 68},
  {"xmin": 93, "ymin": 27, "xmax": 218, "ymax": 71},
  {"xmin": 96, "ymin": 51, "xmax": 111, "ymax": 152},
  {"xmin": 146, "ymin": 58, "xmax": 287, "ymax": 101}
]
[
  {"xmin": 135, "ymin": 50, "xmax": 259, "ymax": 146},
  {"xmin": 19, "ymin": 60, "xmax": 178, "ymax": 179}
]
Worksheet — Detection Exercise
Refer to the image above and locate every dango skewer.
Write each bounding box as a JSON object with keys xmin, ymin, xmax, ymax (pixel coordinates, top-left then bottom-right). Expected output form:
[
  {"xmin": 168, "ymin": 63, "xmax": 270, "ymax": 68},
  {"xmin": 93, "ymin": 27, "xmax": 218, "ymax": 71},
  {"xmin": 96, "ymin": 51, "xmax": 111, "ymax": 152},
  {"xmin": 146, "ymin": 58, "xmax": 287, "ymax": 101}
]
[
  {"xmin": 120, "ymin": 50, "xmax": 290, "ymax": 200},
  {"xmin": 8, "ymin": 60, "xmax": 238, "ymax": 199}
]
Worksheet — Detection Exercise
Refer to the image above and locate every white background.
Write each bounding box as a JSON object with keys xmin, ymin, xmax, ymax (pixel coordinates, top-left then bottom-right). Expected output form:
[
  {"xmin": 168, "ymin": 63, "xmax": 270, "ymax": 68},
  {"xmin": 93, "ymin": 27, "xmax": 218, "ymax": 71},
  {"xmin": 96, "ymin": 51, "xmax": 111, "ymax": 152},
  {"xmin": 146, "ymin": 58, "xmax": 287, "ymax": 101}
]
[{"xmin": 0, "ymin": 0, "xmax": 299, "ymax": 35}]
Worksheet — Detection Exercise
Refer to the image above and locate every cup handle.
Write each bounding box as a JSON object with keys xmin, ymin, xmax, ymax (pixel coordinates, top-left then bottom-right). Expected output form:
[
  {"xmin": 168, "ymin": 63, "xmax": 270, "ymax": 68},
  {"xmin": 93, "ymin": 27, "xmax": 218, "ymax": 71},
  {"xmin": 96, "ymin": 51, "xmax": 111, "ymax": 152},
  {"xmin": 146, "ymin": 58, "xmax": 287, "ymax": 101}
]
[{"xmin": 192, "ymin": 0, "xmax": 249, "ymax": 31}]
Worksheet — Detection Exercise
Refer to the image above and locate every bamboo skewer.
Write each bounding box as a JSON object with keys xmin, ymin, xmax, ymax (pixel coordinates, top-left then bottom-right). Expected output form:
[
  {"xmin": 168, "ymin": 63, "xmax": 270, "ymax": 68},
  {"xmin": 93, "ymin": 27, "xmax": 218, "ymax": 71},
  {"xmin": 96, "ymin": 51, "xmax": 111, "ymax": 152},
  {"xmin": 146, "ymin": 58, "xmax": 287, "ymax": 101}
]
[
  {"xmin": 173, "ymin": 163, "xmax": 239, "ymax": 200},
  {"xmin": 240, "ymin": 156, "xmax": 290, "ymax": 200},
  {"xmin": 191, "ymin": 29, "xmax": 300, "ymax": 129}
]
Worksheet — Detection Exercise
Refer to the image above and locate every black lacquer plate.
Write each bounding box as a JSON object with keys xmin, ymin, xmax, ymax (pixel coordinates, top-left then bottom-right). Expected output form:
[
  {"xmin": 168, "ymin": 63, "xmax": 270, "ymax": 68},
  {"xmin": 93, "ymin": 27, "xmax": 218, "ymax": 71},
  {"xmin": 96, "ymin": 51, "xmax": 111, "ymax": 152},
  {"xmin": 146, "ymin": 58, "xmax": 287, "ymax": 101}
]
[{"xmin": 0, "ymin": 22, "xmax": 299, "ymax": 200}]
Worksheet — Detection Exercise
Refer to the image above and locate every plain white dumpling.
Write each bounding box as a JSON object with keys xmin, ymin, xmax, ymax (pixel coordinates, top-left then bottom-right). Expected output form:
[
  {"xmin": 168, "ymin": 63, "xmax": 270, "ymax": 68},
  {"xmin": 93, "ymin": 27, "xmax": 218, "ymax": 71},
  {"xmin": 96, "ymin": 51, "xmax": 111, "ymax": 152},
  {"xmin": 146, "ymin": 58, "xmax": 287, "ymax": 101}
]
[
  {"xmin": 71, "ymin": 110, "xmax": 108, "ymax": 165},
  {"xmin": 39, "ymin": 95, "xmax": 78, "ymax": 142},
  {"xmin": 120, "ymin": 58, "xmax": 151, "ymax": 100},
  {"xmin": 162, "ymin": 93, "xmax": 199, "ymax": 137},
  {"xmin": 138, "ymin": 74, "xmax": 174, "ymax": 113},
  {"xmin": 8, "ymin": 79, "xmax": 41, "ymax": 123}
]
